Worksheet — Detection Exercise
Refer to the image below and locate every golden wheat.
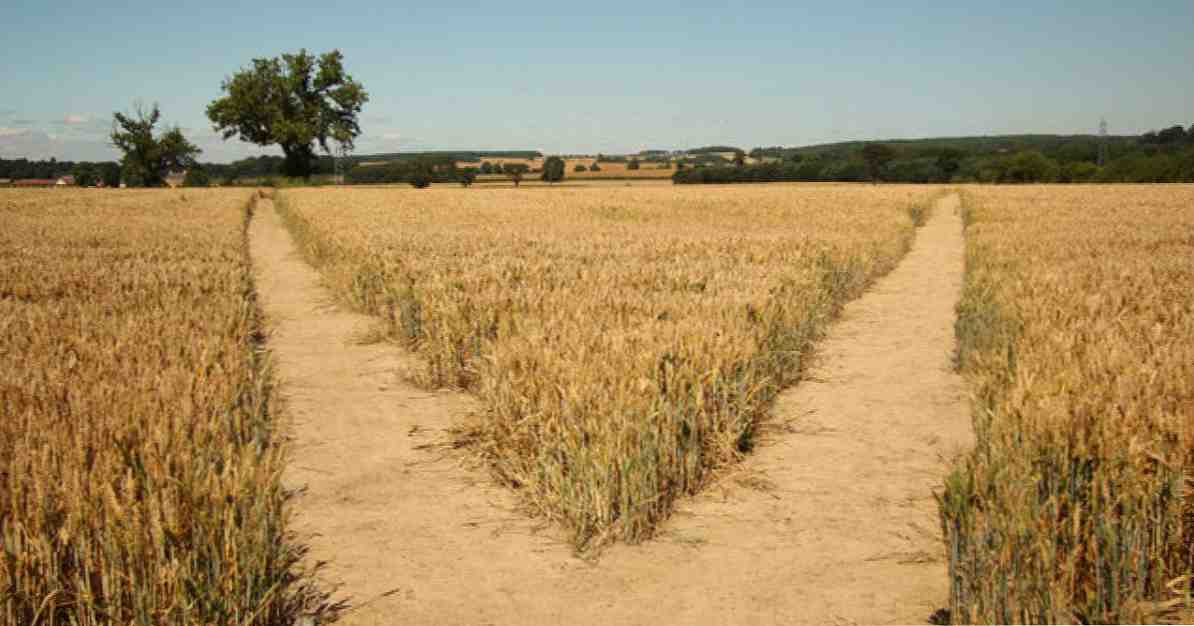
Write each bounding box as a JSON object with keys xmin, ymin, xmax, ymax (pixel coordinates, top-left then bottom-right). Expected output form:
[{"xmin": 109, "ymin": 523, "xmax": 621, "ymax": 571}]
[
  {"xmin": 276, "ymin": 183, "xmax": 936, "ymax": 548},
  {"xmin": 940, "ymin": 184, "xmax": 1194, "ymax": 624},
  {"xmin": 0, "ymin": 189, "xmax": 333, "ymax": 625}
]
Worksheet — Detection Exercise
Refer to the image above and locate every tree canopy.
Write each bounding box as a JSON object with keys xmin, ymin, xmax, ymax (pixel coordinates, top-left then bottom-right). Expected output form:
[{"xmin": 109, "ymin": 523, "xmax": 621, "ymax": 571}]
[
  {"xmin": 207, "ymin": 49, "xmax": 368, "ymax": 178},
  {"xmin": 541, "ymin": 156, "xmax": 565, "ymax": 183},
  {"xmin": 111, "ymin": 103, "xmax": 201, "ymax": 187}
]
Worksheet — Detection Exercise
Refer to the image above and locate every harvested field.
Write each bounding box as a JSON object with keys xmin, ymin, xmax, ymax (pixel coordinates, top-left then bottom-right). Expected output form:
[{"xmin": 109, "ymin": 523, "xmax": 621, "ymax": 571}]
[
  {"xmin": 275, "ymin": 184, "xmax": 938, "ymax": 548},
  {"xmin": 0, "ymin": 189, "xmax": 332, "ymax": 624},
  {"xmin": 940, "ymin": 184, "xmax": 1194, "ymax": 623},
  {"xmin": 563, "ymin": 160, "xmax": 676, "ymax": 179}
]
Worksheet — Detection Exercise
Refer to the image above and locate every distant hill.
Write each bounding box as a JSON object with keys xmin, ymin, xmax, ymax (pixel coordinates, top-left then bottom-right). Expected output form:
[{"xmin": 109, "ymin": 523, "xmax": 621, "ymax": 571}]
[
  {"xmin": 750, "ymin": 134, "xmax": 1140, "ymax": 161},
  {"xmin": 682, "ymin": 127, "xmax": 1193, "ymax": 185}
]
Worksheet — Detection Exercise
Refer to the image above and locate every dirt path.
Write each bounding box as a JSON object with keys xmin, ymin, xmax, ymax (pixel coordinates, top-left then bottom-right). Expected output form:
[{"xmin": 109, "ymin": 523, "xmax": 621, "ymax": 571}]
[{"xmin": 250, "ymin": 193, "xmax": 970, "ymax": 625}]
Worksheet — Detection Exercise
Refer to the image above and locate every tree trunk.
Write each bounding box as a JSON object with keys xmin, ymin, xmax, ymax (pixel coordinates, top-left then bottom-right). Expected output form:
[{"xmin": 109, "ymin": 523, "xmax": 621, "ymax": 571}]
[{"xmin": 281, "ymin": 144, "xmax": 315, "ymax": 179}]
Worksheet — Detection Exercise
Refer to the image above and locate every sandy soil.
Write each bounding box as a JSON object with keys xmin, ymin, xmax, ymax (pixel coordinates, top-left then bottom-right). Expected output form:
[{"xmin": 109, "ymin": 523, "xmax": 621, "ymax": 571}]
[{"xmin": 249, "ymin": 193, "xmax": 970, "ymax": 625}]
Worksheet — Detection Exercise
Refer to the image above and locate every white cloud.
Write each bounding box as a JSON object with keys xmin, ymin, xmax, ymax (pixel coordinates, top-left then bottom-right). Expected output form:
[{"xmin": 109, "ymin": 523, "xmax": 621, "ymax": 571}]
[
  {"xmin": 0, "ymin": 129, "xmax": 118, "ymax": 161},
  {"xmin": 64, "ymin": 114, "xmax": 91, "ymax": 125}
]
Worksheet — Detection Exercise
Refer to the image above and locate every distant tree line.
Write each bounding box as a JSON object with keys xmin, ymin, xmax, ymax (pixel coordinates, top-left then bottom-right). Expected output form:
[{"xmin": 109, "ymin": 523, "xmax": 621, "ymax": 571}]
[
  {"xmin": 201, "ymin": 154, "xmax": 337, "ymax": 183},
  {"xmin": 678, "ymin": 124, "xmax": 1194, "ymax": 184},
  {"xmin": 478, "ymin": 161, "xmax": 536, "ymax": 175},
  {"xmin": 343, "ymin": 158, "xmax": 544, "ymax": 187},
  {"xmin": 4, "ymin": 153, "xmax": 341, "ymax": 187},
  {"xmin": 687, "ymin": 145, "xmax": 741, "ymax": 155},
  {"xmin": 344, "ymin": 157, "xmax": 458, "ymax": 185},
  {"xmin": 0, "ymin": 158, "xmax": 121, "ymax": 187}
]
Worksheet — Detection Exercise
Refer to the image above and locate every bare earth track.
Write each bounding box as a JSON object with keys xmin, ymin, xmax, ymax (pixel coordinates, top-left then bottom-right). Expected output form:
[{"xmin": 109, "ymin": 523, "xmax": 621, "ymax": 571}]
[{"xmin": 249, "ymin": 193, "xmax": 970, "ymax": 625}]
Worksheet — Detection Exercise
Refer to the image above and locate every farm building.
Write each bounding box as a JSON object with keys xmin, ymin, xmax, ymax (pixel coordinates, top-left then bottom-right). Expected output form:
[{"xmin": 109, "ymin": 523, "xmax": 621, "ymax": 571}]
[
  {"xmin": 0, "ymin": 178, "xmax": 11, "ymax": 187},
  {"xmin": 55, "ymin": 176, "xmax": 76, "ymax": 186}
]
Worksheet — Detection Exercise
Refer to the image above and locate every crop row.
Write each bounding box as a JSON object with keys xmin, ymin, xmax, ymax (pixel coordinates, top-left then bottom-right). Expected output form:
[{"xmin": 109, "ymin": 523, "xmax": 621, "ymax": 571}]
[
  {"xmin": 0, "ymin": 189, "xmax": 331, "ymax": 625},
  {"xmin": 940, "ymin": 185, "xmax": 1194, "ymax": 623},
  {"xmin": 276, "ymin": 184, "xmax": 935, "ymax": 548}
]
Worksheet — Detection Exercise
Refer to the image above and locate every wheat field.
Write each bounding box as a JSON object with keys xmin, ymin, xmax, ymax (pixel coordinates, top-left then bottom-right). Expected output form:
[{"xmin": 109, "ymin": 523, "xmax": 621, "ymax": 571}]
[
  {"xmin": 275, "ymin": 184, "xmax": 936, "ymax": 548},
  {"xmin": 6, "ymin": 181, "xmax": 1190, "ymax": 621},
  {"xmin": 0, "ymin": 189, "xmax": 332, "ymax": 624},
  {"xmin": 939, "ymin": 184, "xmax": 1194, "ymax": 623}
]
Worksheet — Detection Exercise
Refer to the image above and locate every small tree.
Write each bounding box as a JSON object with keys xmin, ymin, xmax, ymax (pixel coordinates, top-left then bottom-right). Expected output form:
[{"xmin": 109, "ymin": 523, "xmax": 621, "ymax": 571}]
[
  {"xmin": 733, "ymin": 150, "xmax": 746, "ymax": 167},
  {"xmin": 480, "ymin": 161, "xmax": 493, "ymax": 174},
  {"xmin": 860, "ymin": 143, "xmax": 895, "ymax": 184},
  {"xmin": 408, "ymin": 160, "xmax": 435, "ymax": 188},
  {"xmin": 589, "ymin": 162, "xmax": 601, "ymax": 172},
  {"xmin": 627, "ymin": 158, "xmax": 640, "ymax": 170},
  {"xmin": 111, "ymin": 103, "xmax": 201, "ymax": 187},
  {"xmin": 541, "ymin": 156, "xmax": 565, "ymax": 183},
  {"xmin": 505, "ymin": 163, "xmax": 528, "ymax": 187},
  {"xmin": 459, "ymin": 170, "xmax": 476, "ymax": 187},
  {"xmin": 574, "ymin": 164, "xmax": 587, "ymax": 172}
]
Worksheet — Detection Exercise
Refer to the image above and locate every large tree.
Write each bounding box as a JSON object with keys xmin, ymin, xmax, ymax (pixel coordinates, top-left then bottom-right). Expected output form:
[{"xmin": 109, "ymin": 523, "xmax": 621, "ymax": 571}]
[
  {"xmin": 111, "ymin": 103, "xmax": 201, "ymax": 187},
  {"xmin": 206, "ymin": 49, "xmax": 368, "ymax": 179},
  {"xmin": 860, "ymin": 143, "xmax": 895, "ymax": 184}
]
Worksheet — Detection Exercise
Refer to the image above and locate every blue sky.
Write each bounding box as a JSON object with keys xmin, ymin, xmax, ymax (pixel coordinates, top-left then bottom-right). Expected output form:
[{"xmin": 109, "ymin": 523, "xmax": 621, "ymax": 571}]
[{"xmin": 1, "ymin": 0, "xmax": 1191, "ymax": 162}]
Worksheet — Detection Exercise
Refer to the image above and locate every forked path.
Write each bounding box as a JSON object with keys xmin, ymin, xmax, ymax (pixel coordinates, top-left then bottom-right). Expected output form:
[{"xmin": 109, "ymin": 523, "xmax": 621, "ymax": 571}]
[{"xmin": 251, "ymin": 193, "xmax": 970, "ymax": 625}]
